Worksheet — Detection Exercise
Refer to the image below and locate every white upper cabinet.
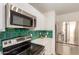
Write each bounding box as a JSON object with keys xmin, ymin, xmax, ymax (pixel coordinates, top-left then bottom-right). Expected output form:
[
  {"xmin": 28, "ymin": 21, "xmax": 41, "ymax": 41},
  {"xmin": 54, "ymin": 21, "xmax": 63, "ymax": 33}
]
[{"xmin": 0, "ymin": 3, "xmax": 5, "ymax": 31}]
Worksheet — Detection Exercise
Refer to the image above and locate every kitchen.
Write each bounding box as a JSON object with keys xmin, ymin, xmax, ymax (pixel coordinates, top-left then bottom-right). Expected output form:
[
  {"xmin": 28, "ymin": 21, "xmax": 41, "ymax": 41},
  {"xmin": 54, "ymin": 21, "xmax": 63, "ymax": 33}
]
[
  {"xmin": 0, "ymin": 3, "xmax": 54, "ymax": 55},
  {"xmin": 0, "ymin": 3, "xmax": 79, "ymax": 55}
]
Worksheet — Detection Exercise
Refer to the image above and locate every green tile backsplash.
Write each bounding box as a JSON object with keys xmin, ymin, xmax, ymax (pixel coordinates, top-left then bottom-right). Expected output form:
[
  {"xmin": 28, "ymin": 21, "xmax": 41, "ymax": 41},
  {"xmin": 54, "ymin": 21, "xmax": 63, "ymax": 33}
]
[{"xmin": 0, "ymin": 28, "xmax": 53, "ymax": 51}]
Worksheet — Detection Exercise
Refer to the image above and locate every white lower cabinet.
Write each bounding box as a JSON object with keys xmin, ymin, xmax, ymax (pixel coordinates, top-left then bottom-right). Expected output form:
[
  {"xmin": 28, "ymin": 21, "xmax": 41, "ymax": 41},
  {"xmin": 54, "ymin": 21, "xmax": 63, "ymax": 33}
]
[{"xmin": 31, "ymin": 38, "xmax": 53, "ymax": 55}]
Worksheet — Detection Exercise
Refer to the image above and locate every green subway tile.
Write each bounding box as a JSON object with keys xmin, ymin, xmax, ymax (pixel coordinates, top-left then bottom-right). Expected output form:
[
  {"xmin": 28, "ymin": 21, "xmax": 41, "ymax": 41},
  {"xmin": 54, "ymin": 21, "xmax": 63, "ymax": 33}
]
[{"xmin": 47, "ymin": 31, "xmax": 53, "ymax": 38}]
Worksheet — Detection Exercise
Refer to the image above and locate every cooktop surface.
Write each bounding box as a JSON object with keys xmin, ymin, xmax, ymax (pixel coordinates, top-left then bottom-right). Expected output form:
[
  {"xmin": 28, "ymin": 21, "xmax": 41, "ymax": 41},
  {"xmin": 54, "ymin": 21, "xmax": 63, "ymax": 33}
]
[
  {"xmin": 3, "ymin": 42, "xmax": 45, "ymax": 55},
  {"xmin": 30, "ymin": 43, "xmax": 45, "ymax": 55}
]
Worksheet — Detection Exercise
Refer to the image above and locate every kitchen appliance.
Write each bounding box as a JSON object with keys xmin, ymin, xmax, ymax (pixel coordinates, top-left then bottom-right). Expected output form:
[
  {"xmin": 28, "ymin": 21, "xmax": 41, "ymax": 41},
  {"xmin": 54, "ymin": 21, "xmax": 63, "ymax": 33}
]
[
  {"xmin": 2, "ymin": 36, "xmax": 45, "ymax": 55},
  {"xmin": 55, "ymin": 21, "xmax": 79, "ymax": 55},
  {"xmin": 5, "ymin": 4, "xmax": 36, "ymax": 29}
]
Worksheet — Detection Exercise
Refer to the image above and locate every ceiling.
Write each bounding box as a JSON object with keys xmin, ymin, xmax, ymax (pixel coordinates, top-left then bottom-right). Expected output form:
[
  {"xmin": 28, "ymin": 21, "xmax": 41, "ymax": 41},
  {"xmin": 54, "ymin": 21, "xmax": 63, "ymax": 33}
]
[{"xmin": 30, "ymin": 3, "xmax": 79, "ymax": 15}]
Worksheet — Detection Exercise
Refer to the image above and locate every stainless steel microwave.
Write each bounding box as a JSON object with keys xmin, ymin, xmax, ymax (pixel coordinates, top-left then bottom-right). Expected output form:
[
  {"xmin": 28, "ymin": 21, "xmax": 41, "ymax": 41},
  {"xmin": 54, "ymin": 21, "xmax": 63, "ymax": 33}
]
[{"xmin": 5, "ymin": 4, "xmax": 36, "ymax": 29}]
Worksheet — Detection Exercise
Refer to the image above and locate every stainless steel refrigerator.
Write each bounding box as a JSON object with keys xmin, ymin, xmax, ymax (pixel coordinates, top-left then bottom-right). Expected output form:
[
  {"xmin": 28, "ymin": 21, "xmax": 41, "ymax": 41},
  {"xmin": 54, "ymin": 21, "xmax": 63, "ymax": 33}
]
[{"xmin": 55, "ymin": 21, "xmax": 79, "ymax": 55}]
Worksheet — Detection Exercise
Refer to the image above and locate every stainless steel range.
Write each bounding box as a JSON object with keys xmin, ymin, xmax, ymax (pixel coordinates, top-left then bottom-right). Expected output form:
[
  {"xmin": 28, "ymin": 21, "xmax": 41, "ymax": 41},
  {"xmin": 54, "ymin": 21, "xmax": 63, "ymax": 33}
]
[{"xmin": 2, "ymin": 36, "xmax": 45, "ymax": 55}]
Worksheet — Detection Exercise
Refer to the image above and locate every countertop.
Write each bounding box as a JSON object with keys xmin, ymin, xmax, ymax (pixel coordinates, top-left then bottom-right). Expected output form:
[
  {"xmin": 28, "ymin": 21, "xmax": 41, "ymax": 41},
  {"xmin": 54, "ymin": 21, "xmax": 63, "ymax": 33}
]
[{"xmin": 31, "ymin": 38, "xmax": 54, "ymax": 55}]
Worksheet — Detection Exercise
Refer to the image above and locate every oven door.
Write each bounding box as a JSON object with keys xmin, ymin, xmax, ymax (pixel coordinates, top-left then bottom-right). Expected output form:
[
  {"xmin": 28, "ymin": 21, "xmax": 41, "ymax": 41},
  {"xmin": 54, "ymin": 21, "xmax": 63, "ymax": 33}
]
[{"xmin": 18, "ymin": 48, "xmax": 31, "ymax": 55}]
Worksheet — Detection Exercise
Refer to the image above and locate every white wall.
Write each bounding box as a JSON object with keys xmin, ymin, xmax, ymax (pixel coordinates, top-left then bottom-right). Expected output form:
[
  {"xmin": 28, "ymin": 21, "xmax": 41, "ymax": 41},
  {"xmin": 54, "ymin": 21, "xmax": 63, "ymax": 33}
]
[
  {"xmin": 56, "ymin": 11, "xmax": 79, "ymax": 23},
  {"xmin": 44, "ymin": 11, "xmax": 55, "ymax": 54}
]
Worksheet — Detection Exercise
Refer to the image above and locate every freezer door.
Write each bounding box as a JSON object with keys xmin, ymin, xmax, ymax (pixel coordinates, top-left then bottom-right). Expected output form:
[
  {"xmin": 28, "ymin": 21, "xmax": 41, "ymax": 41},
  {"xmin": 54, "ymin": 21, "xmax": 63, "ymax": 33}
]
[
  {"xmin": 56, "ymin": 42, "xmax": 79, "ymax": 55},
  {"xmin": 56, "ymin": 43, "xmax": 71, "ymax": 55},
  {"xmin": 55, "ymin": 43, "xmax": 63, "ymax": 55}
]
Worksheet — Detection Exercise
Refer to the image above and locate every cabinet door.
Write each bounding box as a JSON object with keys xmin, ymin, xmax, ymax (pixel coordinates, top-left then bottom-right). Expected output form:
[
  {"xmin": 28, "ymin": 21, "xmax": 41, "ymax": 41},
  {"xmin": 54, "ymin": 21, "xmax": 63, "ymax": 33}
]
[{"xmin": 0, "ymin": 3, "xmax": 5, "ymax": 31}]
